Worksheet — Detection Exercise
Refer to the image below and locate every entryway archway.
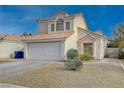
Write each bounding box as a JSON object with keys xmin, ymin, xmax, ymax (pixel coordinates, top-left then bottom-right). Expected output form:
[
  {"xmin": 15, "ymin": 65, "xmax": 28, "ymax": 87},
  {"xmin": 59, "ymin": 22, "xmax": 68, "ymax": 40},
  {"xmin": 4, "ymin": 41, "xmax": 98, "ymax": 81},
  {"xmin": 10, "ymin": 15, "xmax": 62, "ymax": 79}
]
[{"xmin": 83, "ymin": 43, "xmax": 93, "ymax": 57}]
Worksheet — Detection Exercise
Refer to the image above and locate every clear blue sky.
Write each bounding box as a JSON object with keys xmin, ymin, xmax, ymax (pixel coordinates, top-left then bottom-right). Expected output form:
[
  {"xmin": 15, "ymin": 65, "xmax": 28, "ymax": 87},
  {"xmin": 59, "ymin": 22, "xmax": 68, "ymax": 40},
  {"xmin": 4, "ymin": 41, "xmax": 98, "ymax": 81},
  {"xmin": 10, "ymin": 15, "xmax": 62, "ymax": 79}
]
[{"xmin": 0, "ymin": 5, "xmax": 124, "ymax": 39}]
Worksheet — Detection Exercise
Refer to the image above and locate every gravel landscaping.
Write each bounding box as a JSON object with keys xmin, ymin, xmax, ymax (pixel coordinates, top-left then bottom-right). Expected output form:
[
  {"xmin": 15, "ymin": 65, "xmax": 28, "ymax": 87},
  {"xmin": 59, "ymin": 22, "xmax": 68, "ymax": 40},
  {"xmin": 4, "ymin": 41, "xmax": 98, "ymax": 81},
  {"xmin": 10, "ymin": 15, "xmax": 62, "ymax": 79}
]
[{"xmin": 0, "ymin": 62, "xmax": 124, "ymax": 88}]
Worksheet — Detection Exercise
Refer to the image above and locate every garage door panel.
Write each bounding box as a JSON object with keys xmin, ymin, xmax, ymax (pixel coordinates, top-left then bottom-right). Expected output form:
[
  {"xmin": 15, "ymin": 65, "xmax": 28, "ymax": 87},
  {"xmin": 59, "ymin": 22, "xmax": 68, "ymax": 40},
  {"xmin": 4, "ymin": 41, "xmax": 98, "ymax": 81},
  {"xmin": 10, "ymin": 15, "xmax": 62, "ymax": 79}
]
[{"xmin": 28, "ymin": 42, "xmax": 62, "ymax": 60}]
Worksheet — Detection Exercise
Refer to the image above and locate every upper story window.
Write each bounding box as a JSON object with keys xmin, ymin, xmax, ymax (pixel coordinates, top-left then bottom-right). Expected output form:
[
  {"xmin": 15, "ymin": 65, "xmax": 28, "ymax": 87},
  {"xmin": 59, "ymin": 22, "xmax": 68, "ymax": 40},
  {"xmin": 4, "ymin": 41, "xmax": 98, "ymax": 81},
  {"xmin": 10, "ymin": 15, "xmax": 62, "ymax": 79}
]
[
  {"xmin": 56, "ymin": 19, "xmax": 64, "ymax": 31},
  {"xmin": 66, "ymin": 22, "xmax": 70, "ymax": 30},
  {"xmin": 51, "ymin": 24, "xmax": 54, "ymax": 31}
]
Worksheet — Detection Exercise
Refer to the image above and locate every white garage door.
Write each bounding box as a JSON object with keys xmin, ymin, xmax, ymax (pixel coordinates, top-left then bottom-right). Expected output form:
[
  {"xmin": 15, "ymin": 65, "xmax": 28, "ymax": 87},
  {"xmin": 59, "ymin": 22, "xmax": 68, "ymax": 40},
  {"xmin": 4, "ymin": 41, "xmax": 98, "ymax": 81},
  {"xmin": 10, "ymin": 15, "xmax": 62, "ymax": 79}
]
[{"xmin": 28, "ymin": 42, "xmax": 62, "ymax": 60}]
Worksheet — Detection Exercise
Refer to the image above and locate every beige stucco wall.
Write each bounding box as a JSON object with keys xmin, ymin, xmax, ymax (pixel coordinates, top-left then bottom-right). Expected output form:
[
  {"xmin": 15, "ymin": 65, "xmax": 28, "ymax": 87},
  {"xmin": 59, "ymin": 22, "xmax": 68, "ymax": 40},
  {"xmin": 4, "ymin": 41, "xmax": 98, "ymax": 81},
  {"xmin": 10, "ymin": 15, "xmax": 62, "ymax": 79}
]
[
  {"xmin": 64, "ymin": 14, "xmax": 88, "ymax": 59},
  {"xmin": 0, "ymin": 41, "xmax": 24, "ymax": 58},
  {"xmin": 24, "ymin": 42, "xmax": 28, "ymax": 59},
  {"xmin": 38, "ymin": 13, "xmax": 75, "ymax": 34},
  {"xmin": 100, "ymin": 38, "xmax": 105, "ymax": 59},
  {"xmin": 73, "ymin": 15, "xmax": 88, "ymax": 31},
  {"xmin": 95, "ymin": 38, "xmax": 108, "ymax": 59},
  {"xmin": 78, "ymin": 29, "xmax": 89, "ymax": 38},
  {"xmin": 90, "ymin": 37, "xmax": 106, "ymax": 59},
  {"xmin": 38, "ymin": 21, "xmax": 48, "ymax": 34},
  {"xmin": 64, "ymin": 15, "xmax": 88, "ymax": 59},
  {"xmin": 95, "ymin": 38, "xmax": 102, "ymax": 59},
  {"xmin": 64, "ymin": 31, "xmax": 78, "ymax": 59},
  {"xmin": 47, "ymin": 19, "xmax": 74, "ymax": 34},
  {"xmin": 48, "ymin": 16, "xmax": 74, "ymax": 33},
  {"xmin": 78, "ymin": 29, "xmax": 106, "ymax": 59},
  {"xmin": 37, "ymin": 12, "xmax": 87, "ymax": 34}
]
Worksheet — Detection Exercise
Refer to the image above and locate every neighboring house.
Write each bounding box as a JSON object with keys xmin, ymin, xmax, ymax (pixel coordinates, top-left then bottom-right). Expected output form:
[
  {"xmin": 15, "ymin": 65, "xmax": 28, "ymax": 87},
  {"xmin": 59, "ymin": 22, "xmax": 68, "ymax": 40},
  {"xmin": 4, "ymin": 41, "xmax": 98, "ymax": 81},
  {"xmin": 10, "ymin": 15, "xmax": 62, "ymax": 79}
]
[
  {"xmin": 23, "ymin": 11, "xmax": 108, "ymax": 60},
  {"xmin": 0, "ymin": 35, "xmax": 24, "ymax": 58}
]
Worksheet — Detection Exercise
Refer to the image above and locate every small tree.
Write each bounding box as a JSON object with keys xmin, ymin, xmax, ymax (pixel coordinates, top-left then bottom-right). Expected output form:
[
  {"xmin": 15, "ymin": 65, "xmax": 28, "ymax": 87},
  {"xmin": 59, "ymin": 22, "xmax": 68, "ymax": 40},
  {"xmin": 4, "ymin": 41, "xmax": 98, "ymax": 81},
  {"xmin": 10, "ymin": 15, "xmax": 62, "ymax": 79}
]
[
  {"xmin": 118, "ymin": 41, "xmax": 124, "ymax": 59},
  {"xmin": 29, "ymin": 33, "xmax": 32, "ymax": 36},
  {"xmin": 119, "ymin": 41, "xmax": 124, "ymax": 48},
  {"xmin": 20, "ymin": 32, "xmax": 32, "ymax": 36},
  {"xmin": 66, "ymin": 49, "xmax": 78, "ymax": 60},
  {"xmin": 113, "ymin": 24, "xmax": 124, "ymax": 41},
  {"xmin": 109, "ymin": 24, "xmax": 124, "ymax": 48},
  {"xmin": 107, "ymin": 40, "xmax": 119, "ymax": 48},
  {"xmin": 113, "ymin": 24, "xmax": 124, "ymax": 59}
]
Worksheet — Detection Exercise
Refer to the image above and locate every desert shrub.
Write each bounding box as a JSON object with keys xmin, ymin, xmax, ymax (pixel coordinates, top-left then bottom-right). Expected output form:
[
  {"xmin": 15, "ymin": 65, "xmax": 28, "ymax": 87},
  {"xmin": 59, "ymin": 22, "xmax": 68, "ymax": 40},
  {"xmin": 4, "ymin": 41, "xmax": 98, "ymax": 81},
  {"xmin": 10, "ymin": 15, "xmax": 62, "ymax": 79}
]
[
  {"xmin": 66, "ymin": 49, "xmax": 78, "ymax": 60},
  {"xmin": 64, "ymin": 60, "xmax": 83, "ymax": 70},
  {"xmin": 118, "ymin": 51, "xmax": 124, "ymax": 59},
  {"xmin": 79, "ymin": 54, "xmax": 84, "ymax": 61},
  {"xmin": 82, "ymin": 54, "xmax": 92, "ymax": 61},
  {"xmin": 79, "ymin": 53, "xmax": 92, "ymax": 61}
]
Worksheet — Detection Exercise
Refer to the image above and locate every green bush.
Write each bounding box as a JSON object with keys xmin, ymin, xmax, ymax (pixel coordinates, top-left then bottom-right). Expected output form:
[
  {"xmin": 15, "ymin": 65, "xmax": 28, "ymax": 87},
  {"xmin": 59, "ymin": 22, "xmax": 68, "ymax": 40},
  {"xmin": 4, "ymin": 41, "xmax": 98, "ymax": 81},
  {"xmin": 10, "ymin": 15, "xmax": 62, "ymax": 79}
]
[
  {"xmin": 64, "ymin": 60, "xmax": 83, "ymax": 70},
  {"xmin": 66, "ymin": 49, "xmax": 78, "ymax": 60},
  {"xmin": 82, "ymin": 54, "xmax": 92, "ymax": 61},
  {"xmin": 118, "ymin": 51, "xmax": 124, "ymax": 59},
  {"xmin": 79, "ymin": 54, "xmax": 92, "ymax": 61}
]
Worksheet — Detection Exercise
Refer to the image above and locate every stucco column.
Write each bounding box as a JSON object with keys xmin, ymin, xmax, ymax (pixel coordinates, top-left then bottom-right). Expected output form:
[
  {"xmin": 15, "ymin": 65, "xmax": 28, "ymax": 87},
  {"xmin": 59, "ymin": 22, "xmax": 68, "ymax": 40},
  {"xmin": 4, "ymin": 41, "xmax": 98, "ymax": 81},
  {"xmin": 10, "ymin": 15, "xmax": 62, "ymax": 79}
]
[
  {"xmin": 77, "ymin": 41, "xmax": 81, "ymax": 54},
  {"xmin": 93, "ymin": 41, "xmax": 96, "ymax": 59},
  {"xmin": 81, "ymin": 42, "xmax": 84, "ymax": 54},
  {"xmin": 24, "ymin": 42, "xmax": 28, "ymax": 59},
  {"xmin": 61, "ymin": 40, "xmax": 65, "ymax": 60}
]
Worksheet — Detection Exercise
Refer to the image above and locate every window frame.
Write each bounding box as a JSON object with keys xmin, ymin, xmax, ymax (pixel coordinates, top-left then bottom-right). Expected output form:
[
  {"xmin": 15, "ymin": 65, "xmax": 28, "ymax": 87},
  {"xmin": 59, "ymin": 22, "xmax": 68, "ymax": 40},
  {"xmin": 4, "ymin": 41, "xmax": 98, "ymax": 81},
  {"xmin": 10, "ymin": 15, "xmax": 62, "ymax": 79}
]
[
  {"xmin": 66, "ymin": 22, "xmax": 70, "ymax": 30},
  {"xmin": 56, "ymin": 19, "xmax": 64, "ymax": 31},
  {"xmin": 51, "ymin": 24, "xmax": 54, "ymax": 32}
]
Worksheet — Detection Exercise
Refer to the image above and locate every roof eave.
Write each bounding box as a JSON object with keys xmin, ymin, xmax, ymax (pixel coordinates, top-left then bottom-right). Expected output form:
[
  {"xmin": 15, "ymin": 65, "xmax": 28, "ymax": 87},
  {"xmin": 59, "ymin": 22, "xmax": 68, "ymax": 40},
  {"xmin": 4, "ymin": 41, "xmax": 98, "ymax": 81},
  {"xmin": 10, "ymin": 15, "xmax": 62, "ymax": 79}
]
[{"xmin": 22, "ymin": 37, "xmax": 67, "ymax": 43}]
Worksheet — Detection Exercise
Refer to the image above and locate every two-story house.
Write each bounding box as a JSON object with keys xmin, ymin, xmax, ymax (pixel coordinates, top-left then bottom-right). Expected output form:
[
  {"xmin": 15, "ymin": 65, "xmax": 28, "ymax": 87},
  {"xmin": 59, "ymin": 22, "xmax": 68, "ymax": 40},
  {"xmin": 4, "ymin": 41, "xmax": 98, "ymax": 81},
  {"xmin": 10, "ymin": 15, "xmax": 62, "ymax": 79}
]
[{"xmin": 23, "ymin": 11, "xmax": 108, "ymax": 60}]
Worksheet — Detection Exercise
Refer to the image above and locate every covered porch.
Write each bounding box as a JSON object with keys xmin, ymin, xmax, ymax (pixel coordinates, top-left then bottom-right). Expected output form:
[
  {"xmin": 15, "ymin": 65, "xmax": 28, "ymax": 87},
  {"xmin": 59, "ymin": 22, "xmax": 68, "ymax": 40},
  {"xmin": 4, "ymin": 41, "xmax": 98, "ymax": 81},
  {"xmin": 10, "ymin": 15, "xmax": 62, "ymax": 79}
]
[{"xmin": 78, "ymin": 34, "xmax": 102, "ymax": 59}]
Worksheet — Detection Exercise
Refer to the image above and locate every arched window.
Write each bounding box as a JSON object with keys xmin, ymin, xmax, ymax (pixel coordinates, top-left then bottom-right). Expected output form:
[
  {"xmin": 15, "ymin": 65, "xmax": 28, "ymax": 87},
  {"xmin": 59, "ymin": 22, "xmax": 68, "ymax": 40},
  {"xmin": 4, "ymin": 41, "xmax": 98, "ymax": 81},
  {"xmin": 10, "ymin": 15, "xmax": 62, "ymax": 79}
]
[{"xmin": 56, "ymin": 19, "xmax": 64, "ymax": 31}]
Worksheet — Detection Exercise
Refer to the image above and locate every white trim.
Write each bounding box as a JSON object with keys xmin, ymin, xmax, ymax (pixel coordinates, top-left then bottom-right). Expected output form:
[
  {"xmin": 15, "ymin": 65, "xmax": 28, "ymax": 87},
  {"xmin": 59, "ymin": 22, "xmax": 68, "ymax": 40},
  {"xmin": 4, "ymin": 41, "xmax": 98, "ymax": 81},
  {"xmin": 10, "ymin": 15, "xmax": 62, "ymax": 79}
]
[
  {"xmin": 24, "ymin": 43, "xmax": 28, "ymax": 59},
  {"xmin": 79, "ymin": 34, "xmax": 97, "ymax": 41},
  {"xmin": 23, "ymin": 38, "xmax": 66, "ymax": 43},
  {"xmin": 61, "ymin": 40, "xmax": 65, "ymax": 59},
  {"xmin": 0, "ymin": 40, "xmax": 23, "ymax": 44}
]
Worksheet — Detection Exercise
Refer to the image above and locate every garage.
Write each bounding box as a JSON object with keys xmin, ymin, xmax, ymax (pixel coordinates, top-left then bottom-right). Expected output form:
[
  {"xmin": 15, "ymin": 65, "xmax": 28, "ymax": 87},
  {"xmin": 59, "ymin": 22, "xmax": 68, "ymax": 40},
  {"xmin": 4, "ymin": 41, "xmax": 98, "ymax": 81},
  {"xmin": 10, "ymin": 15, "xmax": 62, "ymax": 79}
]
[{"xmin": 27, "ymin": 41, "xmax": 63, "ymax": 60}]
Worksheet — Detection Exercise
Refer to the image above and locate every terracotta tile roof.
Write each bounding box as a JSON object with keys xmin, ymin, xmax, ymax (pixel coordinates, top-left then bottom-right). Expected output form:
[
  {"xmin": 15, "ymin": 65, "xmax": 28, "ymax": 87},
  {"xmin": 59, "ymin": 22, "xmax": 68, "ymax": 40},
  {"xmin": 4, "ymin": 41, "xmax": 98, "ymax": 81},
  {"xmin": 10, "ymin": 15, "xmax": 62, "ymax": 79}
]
[
  {"xmin": 22, "ymin": 32, "xmax": 73, "ymax": 41},
  {"xmin": 37, "ymin": 12, "xmax": 82, "ymax": 22},
  {"xmin": 0, "ymin": 32, "xmax": 73, "ymax": 42},
  {"xmin": 93, "ymin": 31, "xmax": 102, "ymax": 35},
  {"xmin": 78, "ymin": 27, "xmax": 108, "ymax": 40},
  {"xmin": 3, "ymin": 35, "xmax": 23, "ymax": 42}
]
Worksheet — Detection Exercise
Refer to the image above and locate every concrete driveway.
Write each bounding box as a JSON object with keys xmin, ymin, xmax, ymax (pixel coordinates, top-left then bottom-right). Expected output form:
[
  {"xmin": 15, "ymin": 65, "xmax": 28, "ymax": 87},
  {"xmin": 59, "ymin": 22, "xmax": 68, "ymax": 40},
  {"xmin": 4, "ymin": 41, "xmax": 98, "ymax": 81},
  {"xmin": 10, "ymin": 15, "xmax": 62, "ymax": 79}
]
[{"xmin": 0, "ymin": 59, "xmax": 59, "ymax": 80}]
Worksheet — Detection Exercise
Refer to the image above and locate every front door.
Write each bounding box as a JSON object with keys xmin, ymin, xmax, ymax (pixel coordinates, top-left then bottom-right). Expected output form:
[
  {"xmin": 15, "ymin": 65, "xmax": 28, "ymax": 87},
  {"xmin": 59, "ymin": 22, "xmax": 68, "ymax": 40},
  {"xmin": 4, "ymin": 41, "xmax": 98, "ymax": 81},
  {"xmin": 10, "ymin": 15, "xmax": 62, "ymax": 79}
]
[{"xmin": 83, "ymin": 43, "xmax": 93, "ymax": 57}]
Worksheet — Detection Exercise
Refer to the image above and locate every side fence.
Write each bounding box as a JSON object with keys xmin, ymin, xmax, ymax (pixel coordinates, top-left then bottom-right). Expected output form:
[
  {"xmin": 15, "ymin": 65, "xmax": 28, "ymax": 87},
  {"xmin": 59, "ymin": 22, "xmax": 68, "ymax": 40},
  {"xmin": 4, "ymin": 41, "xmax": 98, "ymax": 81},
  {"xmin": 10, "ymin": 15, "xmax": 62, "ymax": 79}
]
[{"xmin": 105, "ymin": 48, "xmax": 124, "ymax": 58}]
